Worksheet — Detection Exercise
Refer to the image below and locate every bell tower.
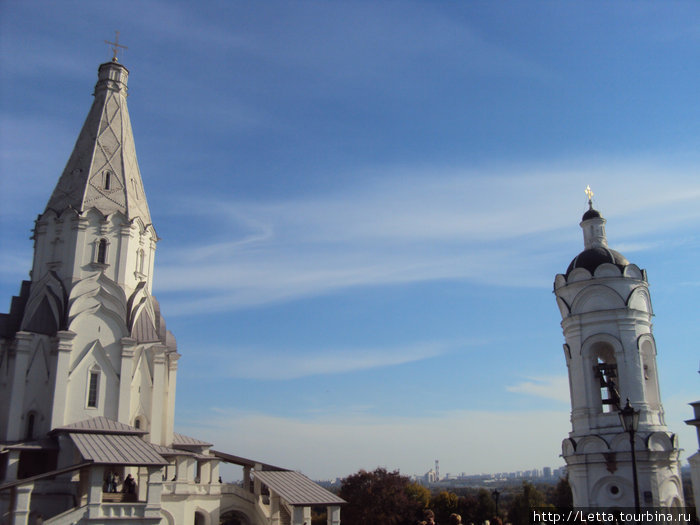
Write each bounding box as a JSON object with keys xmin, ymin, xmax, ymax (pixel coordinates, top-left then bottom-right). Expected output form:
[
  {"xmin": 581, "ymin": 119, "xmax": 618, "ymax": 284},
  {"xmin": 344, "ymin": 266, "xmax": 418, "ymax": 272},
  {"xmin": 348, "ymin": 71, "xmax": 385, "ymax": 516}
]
[{"xmin": 554, "ymin": 189, "xmax": 684, "ymax": 508}]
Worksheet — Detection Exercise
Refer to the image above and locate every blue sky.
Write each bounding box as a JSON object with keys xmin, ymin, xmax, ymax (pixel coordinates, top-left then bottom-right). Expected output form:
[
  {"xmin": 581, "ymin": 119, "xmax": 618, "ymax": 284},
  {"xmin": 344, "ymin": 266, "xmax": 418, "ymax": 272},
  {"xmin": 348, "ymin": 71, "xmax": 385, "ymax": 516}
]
[{"xmin": 1, "ymin": 1, "xmax": 699, "ymax": 481}]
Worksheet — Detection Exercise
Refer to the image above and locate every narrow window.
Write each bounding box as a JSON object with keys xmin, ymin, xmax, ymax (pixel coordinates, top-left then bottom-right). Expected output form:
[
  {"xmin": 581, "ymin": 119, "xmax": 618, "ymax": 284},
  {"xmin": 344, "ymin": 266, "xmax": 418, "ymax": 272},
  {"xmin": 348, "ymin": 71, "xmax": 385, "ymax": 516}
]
[
  {"xmin": 87, "ymin": 371, "xmax": 100, "ymax": 408},
  {"xmin": 134, "ymin": 418, "xmax": 141, "ymax": 429},
  {"xmin": 104, "ymin": 171, "xmax": 111, "ymax": 190},
  {"xmin": 137, "ymin": 249, "xmax": 145, "ymax": 274},
  {"xmin": 97, "ymin": 239, "xmax": 107, "ymax": 264},
  {"xmin": 25, "ymin": 412, "xmax": 35, "ymax": 440}
]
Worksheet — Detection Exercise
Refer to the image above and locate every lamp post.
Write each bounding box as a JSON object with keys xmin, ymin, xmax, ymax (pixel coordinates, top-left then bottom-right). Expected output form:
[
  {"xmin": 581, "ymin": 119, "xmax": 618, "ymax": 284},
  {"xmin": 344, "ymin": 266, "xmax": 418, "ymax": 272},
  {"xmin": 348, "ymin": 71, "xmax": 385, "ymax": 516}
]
[{"xmin": 619, "ymin": 398, "xmax": 640, "ymax": 512}]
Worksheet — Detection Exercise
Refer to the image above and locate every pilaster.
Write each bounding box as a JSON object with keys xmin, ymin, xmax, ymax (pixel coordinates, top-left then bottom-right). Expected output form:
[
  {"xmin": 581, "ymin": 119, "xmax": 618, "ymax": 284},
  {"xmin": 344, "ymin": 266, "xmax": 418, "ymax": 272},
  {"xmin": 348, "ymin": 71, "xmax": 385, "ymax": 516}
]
[
  {"xmin": 150, "ymin": 345, "xmax": 166, "ymax": 445},
  {"xmin": 50, "ymin": 330, "xmax": 76, "ymax": 429},
  {"xmin": 164, "ymin": 352, "xmax": 179, "ymax": 446},
  {"xmin": 6, "ymin": 332, "xmax": 34, "ymax": 441},
  {"xmin": 118, "ymin": 337, "xmax": 137, "ymax": 423}
]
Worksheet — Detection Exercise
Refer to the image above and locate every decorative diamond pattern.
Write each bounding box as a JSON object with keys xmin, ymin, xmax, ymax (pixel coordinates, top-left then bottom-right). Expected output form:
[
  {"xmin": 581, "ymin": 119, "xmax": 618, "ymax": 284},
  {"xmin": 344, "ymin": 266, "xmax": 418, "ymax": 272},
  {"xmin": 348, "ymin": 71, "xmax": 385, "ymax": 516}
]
[{"xmin": 45, "ymin": 63, "xmax": 151, "ymax": 223}]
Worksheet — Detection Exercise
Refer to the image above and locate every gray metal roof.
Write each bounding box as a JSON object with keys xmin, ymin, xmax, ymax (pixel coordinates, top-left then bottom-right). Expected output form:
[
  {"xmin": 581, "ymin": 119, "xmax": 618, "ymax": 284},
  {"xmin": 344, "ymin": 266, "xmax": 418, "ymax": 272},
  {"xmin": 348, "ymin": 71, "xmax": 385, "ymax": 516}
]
[
  {"xmin": 211, "ymin": 449, "xmax": 284, "ymax": 471},
  {"xmin": 69, "ymin": 433, "xmax": 167, "ymax": 466},
  {"xmin": 172, "ymin": 433, "xmax": 212, "ymax": 447},
  {"xmin": 53, "ymin": 416, "xmax": 146, "ymax": 435},
  {"xmin": 151, "ymin": 443, "xmax": 210, "ymax": 460},
  {"xmin": 253, "ymin": 470, "xmax": 345, "ymax": 506}
]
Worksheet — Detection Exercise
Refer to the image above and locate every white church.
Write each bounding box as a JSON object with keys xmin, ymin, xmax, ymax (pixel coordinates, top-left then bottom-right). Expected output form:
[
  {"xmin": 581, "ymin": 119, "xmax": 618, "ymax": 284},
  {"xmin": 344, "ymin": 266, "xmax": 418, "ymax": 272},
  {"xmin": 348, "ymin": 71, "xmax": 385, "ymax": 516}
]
[
  {"xmin": 554, "ymin": 195, "xmax": 687, "ymax": 508},
  {"xmin": 0, "ymin": 58, "xmax": 344, "ymax": 524}
]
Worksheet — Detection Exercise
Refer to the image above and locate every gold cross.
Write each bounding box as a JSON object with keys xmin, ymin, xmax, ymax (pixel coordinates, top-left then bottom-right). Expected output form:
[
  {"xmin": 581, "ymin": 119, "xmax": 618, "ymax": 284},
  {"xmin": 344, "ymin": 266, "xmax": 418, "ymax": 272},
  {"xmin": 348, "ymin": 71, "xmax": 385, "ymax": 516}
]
[
  {"xmin": 585, "ymin": 185, "xmax": 594, "ymax": 204},
  {"xmin": 105, "ymin": 31, "xmax": 128, "ymax": 62}
]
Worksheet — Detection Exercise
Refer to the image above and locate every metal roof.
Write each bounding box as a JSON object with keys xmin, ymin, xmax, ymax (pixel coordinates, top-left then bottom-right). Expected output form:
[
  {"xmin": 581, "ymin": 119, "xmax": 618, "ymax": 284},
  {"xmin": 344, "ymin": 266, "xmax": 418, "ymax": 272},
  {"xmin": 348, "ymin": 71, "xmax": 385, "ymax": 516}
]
[
  {"xmin": 172, "ymin": 433, "xmax": 212, "ymax": 447},
  {"xmin": 53, "ymin": 417, "xmax": 146, "ymax": 435},
  {"xmin": 211, "ymin": 449, "xmax": 284, "ymax": 471},
  {"xmin": 69, "ymin": 433, "xmax": 167, "ymax": 466},
  {"xmin": 253, "ymin": 470, "xmax": 345, "ymax": 506},
  {"xmin": 151, "ymin": 443, "xmax": 210, "ymax": 460}
]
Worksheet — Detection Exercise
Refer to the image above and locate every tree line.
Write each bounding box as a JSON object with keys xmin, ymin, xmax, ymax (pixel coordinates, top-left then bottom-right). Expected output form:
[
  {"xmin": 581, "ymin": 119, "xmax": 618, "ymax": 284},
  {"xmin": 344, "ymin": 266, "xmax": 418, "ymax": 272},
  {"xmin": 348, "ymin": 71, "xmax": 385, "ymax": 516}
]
[{"xmin": 314, "ymin": 467, "xmax": 573, "ymax": 525}]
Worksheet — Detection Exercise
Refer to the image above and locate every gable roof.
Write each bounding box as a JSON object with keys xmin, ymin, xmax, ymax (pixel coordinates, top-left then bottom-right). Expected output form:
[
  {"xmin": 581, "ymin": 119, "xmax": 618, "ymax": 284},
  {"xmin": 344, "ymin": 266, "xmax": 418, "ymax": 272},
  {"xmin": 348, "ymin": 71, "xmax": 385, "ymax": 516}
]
[
  {"xmin": 69, "ymin": 432, "xmax": 167, "ymax": 466},
  {"xmin": 253, "ymin": 470, "xmax": 345, "ymax": 506}
]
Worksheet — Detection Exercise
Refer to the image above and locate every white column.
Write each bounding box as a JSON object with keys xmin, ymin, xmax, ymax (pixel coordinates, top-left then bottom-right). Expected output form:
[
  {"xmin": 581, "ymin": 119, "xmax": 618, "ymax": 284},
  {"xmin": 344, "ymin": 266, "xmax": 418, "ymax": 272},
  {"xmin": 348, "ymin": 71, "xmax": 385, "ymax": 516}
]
[
  {"xmin": 688, "ymin": 452, "xmax": 700, "ymax": 513},
  {"xmin": 138, "ymin": 466, "xmax": 149, "ymax": 502},
  {"xmin": 292, "ymin": 506, "xmax": 311, "ymax": 525},
  {"xmin": 11, "ymin": 483, "xmax": 34, "ymax": 525},
  {"xmin": 270, "ymin": 493, "xmax": 280, "ymax": 525},
  {"xmin": 50, "ymin": 331, "xmax": 76, "ymax": 429},
  {"xmin": 7, "ymin": 333, "xmax": 33, "ymax": 441},
  {"xmin": 86, "ymin": 466, "xmax": 104, "ymax": 519},
  {"xmin": 243, "ymin": 466, "xmax": 252, "ymax": 492},
  {"xmin": 327, "ymin": 505, "xmax": 341, "ymax": 525},
  {"xmin": 117, "ymin": 338, "xmax": 137, "ymax": 423},
  {"xmin": 145, "ymin": 466, "xmax": 163, "ymax": 518}
]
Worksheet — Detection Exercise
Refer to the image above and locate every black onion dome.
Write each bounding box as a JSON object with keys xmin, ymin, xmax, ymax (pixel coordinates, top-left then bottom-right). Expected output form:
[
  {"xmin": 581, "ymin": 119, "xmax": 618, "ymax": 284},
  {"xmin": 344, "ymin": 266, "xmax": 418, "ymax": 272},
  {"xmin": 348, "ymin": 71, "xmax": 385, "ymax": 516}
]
[
  {"xmin": 566, "ymin": 246, "xmax": 629, "ymax": 277},
  {"xmin": 582, "ymin": 208, "xmax": 602, "ymax": 220}
]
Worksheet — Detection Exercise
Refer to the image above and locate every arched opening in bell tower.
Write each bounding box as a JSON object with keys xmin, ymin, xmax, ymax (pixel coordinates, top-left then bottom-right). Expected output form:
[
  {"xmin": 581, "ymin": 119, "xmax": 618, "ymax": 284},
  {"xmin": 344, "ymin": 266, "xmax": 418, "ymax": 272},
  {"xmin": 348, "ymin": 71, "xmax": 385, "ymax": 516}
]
[{"xmin": 591, "ymin": 345, "xmax": 619, "ymax": 413}]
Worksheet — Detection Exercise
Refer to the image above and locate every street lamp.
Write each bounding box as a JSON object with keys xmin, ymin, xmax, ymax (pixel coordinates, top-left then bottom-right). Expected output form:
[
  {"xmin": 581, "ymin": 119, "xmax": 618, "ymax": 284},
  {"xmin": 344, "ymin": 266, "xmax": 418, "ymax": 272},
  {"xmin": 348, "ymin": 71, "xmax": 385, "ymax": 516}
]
[{"xmin": 618, "ymin": 398, "xmax": 640, "ymax": 512}]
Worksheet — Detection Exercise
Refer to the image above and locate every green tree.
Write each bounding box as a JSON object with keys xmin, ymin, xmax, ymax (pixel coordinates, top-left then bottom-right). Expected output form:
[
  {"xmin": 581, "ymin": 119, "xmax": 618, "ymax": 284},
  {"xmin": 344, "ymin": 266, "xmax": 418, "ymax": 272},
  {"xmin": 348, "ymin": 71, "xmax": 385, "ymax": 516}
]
[
  {"xmin": 338, "ymin": 468, "xmax": 426, "ymax": 525},
  {"xmin": 432, "ymin": 490, "xmax": 460, "ymax": 523},
  {"xmin": 507, "ymin": 482, "xmax": 553, "ymax": 525},
  {"xmin": 474, "ymin": 488, "xmax": 498, "ymax": 524},
  {"xmin": 551, "ymin": 477, "xmax": 573, "ymax": 512}
]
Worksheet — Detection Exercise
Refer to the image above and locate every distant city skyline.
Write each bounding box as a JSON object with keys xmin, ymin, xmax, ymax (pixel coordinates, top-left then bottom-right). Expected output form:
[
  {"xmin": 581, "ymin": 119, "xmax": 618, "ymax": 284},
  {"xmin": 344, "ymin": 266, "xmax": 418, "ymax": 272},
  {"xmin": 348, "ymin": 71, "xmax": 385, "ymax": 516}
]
[{"xmin": 1, "ymin": 1, "xmax": 699, "ymax": 480}]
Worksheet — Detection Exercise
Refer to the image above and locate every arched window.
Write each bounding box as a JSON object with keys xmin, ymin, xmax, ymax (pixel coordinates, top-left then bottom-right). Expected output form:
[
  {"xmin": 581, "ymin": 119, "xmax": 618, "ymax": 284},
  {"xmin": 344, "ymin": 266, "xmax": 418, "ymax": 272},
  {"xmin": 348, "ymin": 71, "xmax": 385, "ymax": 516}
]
[
  {"xmin": 134, "ymin": 418, "xmax": 141, "ymax": 429},
  {"xmin": 87, "ymin": 366, "xmax": 101, "ymax": 408},
  {"xmin": 104, "ymin": 171, "xmax": 111, "ymax": 190},
  {"xmin": 593, "ymin": 347, "xmax": 619, "ymax": 413},
  {"xmin": 97, "ymin": 239, "xmax": 107, "ymax": 264}
]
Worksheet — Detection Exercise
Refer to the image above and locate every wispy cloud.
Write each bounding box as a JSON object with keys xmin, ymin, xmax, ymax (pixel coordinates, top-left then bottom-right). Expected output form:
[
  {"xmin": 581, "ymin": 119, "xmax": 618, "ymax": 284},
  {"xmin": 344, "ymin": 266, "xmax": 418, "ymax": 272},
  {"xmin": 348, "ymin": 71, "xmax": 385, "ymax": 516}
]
[
  {"xmin": 194, "ymin": 341, "xmax": 451, "ymax": 380},
  {"xmin": 177, "ymin": 407, "xmax": 572, "ymax": 480},
  {"xmin": 506, "ymin": 375, "xmax": 570, "ymax": 403},
  {"xmin": 156, "ymin": 158, "xmax": 700, "ymax": 313}
]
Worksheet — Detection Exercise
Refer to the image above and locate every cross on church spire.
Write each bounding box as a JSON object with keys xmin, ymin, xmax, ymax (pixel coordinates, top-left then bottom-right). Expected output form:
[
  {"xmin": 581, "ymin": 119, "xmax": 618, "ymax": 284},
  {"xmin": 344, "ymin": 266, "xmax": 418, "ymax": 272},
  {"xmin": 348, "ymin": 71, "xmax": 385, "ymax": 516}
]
[
  {"xmin": 585, "ymin": 185, "xmax": 594, "ymax": 208},
  {"xmin": 105, "ymin": 31, "xmax": 128, "ymax": 62}
]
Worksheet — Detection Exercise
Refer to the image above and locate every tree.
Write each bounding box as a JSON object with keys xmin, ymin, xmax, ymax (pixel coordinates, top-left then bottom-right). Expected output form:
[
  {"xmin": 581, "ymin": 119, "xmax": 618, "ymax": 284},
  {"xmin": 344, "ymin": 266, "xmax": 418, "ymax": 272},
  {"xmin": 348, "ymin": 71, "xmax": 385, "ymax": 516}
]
[
  {"xmin": 507, "ymin": 482, "xmax": 553, "ymax": 525},
  {"xmin": 474, "ymin": 488, "xmax": 498, "ymax": 524},
  {"xmin": 338, "ymin": 468, "xmax": 427, "ymax": 525},
  {"xmin": 550, "ymin": 477, "xmax": 573, "ymax": 512},
  {"xmin": 432, "ymin": 490, "xmax": 460, "ymax": 523}
]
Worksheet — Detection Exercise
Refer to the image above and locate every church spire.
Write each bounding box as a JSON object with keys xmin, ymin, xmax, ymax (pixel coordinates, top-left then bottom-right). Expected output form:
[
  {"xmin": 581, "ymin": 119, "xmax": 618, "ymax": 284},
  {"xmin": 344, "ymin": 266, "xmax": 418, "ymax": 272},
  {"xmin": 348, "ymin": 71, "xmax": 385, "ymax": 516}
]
[{"xmin": 45, "ymin": 60, "xmax": 151, "ymax": 225}]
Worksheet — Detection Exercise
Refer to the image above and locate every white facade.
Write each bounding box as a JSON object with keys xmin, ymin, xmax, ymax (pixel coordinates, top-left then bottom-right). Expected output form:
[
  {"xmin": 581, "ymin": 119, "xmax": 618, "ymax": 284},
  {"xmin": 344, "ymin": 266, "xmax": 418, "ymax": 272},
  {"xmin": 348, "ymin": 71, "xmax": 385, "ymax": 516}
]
[
  {"xmin": 0, "ymin": 59, "xmax": 342, "ymax": 525},
  {"xmin": 555, "ymin": 203, "xmax": 684, "ymax": 508}
]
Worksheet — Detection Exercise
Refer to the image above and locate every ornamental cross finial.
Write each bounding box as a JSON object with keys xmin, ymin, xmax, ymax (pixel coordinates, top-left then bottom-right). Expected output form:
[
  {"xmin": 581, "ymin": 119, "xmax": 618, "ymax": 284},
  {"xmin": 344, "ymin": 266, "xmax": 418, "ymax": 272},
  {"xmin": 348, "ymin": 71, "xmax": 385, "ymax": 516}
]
[
  {"xmin": 105, "ymin": 31, "xmax": 128, "ymax": 62},
  {"xmin": 585, "ymin": 185, "xmax": 594, "ymax": 207}
]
